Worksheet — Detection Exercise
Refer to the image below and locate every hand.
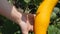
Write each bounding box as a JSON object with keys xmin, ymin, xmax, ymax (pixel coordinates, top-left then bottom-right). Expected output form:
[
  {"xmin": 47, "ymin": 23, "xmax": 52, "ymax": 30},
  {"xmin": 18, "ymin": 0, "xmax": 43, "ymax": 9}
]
[{"xmin": 18, "ymin": 13, "xmax": 35, "ymax": 34}]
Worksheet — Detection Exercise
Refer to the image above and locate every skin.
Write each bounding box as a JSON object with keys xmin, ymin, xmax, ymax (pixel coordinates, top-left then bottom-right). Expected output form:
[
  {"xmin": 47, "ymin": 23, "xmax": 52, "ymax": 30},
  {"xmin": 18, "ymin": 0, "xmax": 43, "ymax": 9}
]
[{"xmin": 0, "ymin": 0, "xmax": 35, "ymax": 34}]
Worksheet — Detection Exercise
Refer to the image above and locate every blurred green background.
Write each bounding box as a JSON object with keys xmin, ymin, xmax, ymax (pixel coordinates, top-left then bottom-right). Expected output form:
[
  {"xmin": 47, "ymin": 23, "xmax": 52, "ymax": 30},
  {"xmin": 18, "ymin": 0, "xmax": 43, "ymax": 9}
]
[{"xmin": 0, "ymin": 0, "xmax": 60, "ymax": 34}]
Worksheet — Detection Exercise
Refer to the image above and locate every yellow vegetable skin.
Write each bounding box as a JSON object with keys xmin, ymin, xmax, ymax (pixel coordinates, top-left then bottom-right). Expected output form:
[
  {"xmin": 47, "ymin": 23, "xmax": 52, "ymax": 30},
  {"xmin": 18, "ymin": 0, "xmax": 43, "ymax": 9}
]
[{"xmin": 34, "ymin": 0, "xmax": 58, "ymax": 34}]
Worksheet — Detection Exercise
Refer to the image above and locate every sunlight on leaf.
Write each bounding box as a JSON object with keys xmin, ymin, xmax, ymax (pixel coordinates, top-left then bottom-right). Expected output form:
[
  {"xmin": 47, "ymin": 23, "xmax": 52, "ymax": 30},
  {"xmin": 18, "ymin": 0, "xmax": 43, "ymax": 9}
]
[{"xmin": 24, "ymin": 0, "xmax": 31, "ymax": 3}]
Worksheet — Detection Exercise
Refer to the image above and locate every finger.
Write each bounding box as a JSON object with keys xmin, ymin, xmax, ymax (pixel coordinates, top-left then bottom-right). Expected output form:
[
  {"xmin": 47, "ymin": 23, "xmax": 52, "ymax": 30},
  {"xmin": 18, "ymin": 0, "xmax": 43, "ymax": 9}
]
[
  {"xmin": 28, "ymin": 14, "xmax": 34, "ymax": 25},
  {"xmin": 30, "ymin": 25, "xmax": 33, "ymax": 32},
  {"xmin": 20, "ymin": 22, "xmax": 29, "ymax": 34},
  {"xmin": 33, "ymin": 14, "xmax": 36, "ymax": 19},
  {"xmin": 22, "ymin": 31, "xmax": 28, "ymax": 34}
]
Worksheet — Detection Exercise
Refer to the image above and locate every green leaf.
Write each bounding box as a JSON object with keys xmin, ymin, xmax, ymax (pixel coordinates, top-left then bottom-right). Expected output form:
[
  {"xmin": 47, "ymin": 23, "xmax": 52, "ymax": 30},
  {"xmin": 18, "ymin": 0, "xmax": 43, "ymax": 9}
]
[
  {"xmin": 53, "ymin": 7, "xmax": 60, "ymax": 14},
  {"xmin": 57, "ymin": 30, "xmax": 60, "ymax": 34},
  {"xmin": 24, "ymin": 0, "xmax": 31, "ymax": 3},
  {"xmin": 48, "ymin": 25, "xmax": 58, "ymax": 34},
  {"xmin": 51, "ymin": 12, "xmax": 57, "ymax": 19}
]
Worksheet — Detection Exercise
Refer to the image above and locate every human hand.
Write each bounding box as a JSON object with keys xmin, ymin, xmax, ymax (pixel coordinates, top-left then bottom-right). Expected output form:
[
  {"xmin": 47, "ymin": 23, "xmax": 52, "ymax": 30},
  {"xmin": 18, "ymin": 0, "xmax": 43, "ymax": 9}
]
[{"xmin": 18, "ymin": 13, "xmax": 35, "ymax": 34}]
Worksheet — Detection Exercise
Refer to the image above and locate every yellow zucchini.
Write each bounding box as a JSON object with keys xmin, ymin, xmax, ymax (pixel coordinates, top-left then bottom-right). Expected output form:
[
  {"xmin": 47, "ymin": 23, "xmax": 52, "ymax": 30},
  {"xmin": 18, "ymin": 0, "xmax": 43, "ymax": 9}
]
[{"xmin": 34, "ymin": 0, "xmax": 58, "ymax": 34}]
